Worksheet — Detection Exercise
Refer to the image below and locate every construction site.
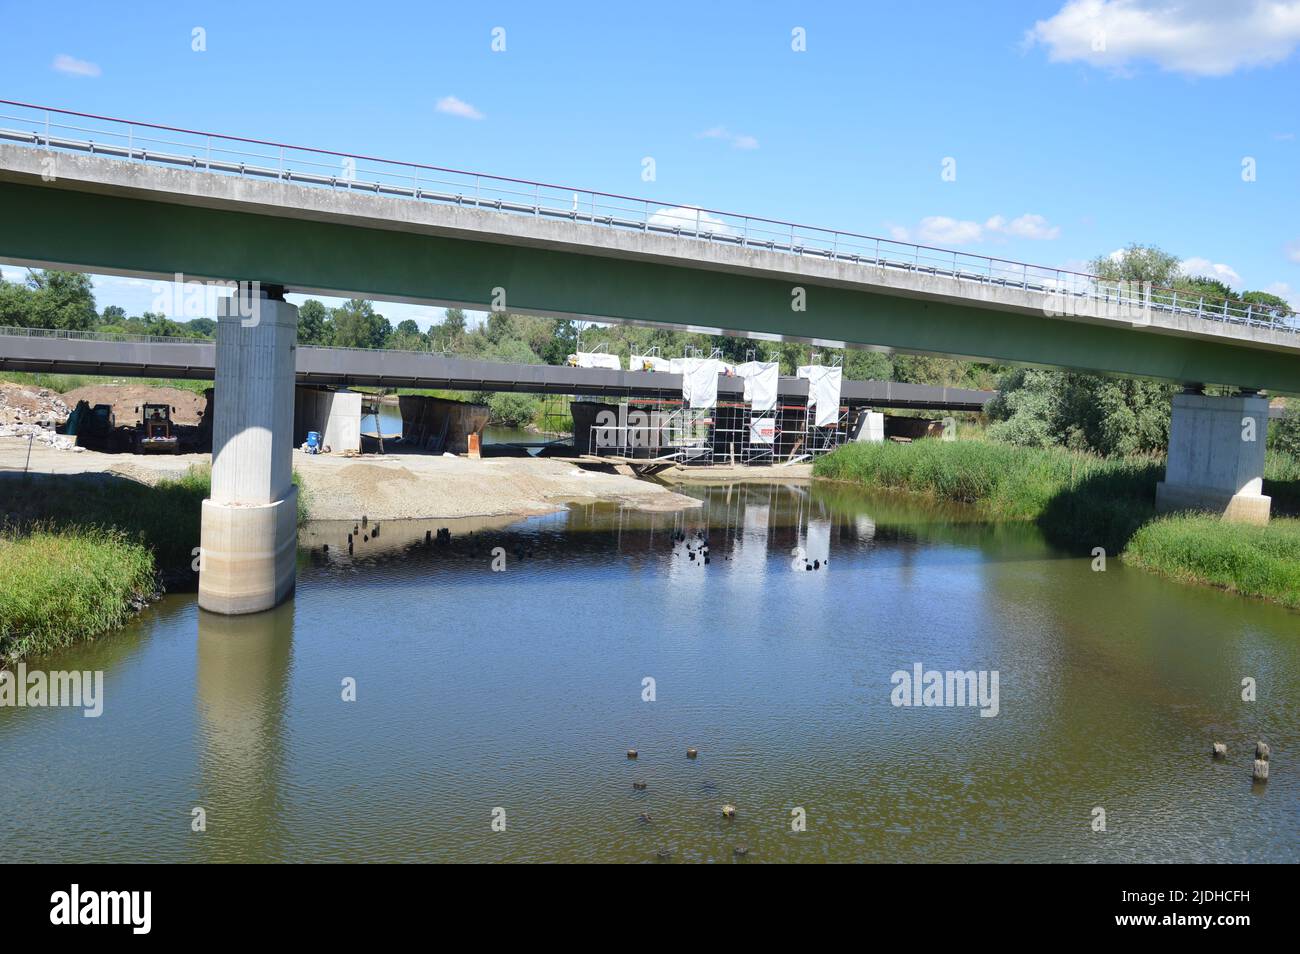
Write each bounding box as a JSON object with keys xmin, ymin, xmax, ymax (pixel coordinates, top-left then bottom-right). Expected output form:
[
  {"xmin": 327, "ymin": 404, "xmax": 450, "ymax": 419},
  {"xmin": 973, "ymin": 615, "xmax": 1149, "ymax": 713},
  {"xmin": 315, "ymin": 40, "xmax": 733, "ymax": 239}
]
[{"xmin": 2, "ymin": 343, "xmax": 984, "ymax": 479}]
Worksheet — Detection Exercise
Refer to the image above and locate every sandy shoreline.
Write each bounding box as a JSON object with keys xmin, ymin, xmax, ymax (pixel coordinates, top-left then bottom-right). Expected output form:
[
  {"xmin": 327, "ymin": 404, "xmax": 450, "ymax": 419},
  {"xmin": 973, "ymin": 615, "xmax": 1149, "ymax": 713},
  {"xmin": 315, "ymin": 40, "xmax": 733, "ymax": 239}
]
[{"xmin": 0, "ymin": 437, "xmax": 702, "ymax": 521}]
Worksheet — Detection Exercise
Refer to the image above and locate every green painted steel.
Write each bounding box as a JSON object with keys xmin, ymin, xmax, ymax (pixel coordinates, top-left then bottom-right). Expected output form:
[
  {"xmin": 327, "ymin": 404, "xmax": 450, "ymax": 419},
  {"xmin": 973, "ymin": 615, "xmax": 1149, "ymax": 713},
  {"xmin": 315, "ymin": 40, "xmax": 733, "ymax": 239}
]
[{"xmin": 2, "ymin": 180, "xmax": 1297, "ymax": 391}]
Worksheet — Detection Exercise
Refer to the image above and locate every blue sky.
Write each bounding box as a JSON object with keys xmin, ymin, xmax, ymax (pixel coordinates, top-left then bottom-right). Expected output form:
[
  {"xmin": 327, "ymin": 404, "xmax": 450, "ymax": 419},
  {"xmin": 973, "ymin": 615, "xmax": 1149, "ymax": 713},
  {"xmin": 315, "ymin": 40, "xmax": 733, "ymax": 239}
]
[{"xmin": 2, "ymin": 0, "xmax": 1298, "ymax": 327}]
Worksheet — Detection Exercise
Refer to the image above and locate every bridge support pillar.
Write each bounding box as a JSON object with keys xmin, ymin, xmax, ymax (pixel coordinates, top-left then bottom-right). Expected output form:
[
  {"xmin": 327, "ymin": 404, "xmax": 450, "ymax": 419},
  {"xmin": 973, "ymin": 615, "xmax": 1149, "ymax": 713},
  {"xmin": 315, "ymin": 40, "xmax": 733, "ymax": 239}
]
[
  {"xmin": 198, "ymin": 291, "xmax": 299, "ymax": 614},
  {"xmin": 1155, "ymin": 392, "xmax": 1270, "ymax": 525}
]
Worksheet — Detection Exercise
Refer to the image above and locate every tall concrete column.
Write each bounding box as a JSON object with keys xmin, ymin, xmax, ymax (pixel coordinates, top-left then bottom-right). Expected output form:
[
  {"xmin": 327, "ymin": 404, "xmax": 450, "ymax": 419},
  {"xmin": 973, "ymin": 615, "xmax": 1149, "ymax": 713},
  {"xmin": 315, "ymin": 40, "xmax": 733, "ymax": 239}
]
[
  {"xmin": 1155, "ymin": 391, "xmax": 1271, "ymax": 525},
  {"xmin": 198, "ymin": 290, "xmax": 299, "ymax": 614}
]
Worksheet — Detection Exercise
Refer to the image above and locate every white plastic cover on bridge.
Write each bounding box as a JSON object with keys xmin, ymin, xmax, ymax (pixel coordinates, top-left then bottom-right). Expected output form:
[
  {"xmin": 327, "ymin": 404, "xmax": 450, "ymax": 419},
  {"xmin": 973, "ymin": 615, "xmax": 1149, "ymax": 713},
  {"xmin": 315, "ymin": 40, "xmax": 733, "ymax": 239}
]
[
  {"xmin": 680, "ymin": 357, "xmax": 726, "ymax": 409},
  {"xmin": 797, "ymin": 365, "xmax": 843, "ymax": 427},
  {"xmin": 735, "ymin": 360, "xmax": 779, "ymax": 412},
  {"xmin": 629, "ymin": 354, "xmax": 671, "ymax": 372},
  {"xmin": 573, "ymin": 352, "xmax": 623, "ymax": 370}
]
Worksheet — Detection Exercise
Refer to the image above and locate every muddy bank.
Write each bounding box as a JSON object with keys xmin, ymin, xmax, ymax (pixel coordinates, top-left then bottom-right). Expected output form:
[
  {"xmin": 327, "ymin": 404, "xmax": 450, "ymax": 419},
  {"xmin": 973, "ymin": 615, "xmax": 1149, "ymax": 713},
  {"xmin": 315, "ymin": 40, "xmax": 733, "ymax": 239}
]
[
  {"xmin": 293, "ymin": 453, "xmax": 700, "ymax": 520},
  {"xmin": 0, "ymin": 437, "xmax": 700, "ymax": 521}
]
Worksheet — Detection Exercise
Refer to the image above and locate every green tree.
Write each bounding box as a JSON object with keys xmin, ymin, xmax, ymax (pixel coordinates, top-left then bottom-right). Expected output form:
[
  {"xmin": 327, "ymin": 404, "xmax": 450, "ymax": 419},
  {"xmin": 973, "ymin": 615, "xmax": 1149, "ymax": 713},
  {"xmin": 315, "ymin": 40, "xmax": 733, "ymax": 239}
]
[
  {"xmin": 988, "ymin": 367, "xmax": 1173, "ymax": 456},
  {"xmin": 297, "ymin": 299, "xmax": 330, "ymax": 345},
  {"xmin": 186, "ymin": 317, "xmax": 217, "ymax": 337},
  {"xmin": 330, "ymin": 299, "xmax": 390, "ymax": 349},
  {"xmin": 1091, "ymin": 244, "xmax": 1181, "ymax": 288},
  {"xmin": 1240, "ymin": 290, "xmax": 1292, "ymax": 324},
  {"xmin": 1, "ymin": 269, "xmax": 98, "ymax": 330},
  {"xmin": 1269, "ymin": 403, "xmax": 1300, "ymax": 458}
]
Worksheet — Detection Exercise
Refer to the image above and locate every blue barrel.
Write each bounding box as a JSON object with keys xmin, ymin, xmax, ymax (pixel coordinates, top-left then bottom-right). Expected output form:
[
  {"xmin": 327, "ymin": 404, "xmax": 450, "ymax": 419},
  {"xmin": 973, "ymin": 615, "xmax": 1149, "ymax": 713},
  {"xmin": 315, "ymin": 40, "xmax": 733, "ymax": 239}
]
[{"xmin": 307, "ymin": 431, "xmax": 321, "ymax": 450}]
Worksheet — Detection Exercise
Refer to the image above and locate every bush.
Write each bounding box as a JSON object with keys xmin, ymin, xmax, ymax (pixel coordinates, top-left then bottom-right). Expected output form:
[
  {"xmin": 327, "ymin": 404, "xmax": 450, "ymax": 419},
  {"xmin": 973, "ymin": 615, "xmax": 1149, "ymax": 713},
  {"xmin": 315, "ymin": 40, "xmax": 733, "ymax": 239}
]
[
  {"xmin": 1269, "ymin": 404, "xmax": 1300, "ymax": 459},
  {"xmin": 986, "ymin": 368, "xmax": 1174, "ymax": 456}
]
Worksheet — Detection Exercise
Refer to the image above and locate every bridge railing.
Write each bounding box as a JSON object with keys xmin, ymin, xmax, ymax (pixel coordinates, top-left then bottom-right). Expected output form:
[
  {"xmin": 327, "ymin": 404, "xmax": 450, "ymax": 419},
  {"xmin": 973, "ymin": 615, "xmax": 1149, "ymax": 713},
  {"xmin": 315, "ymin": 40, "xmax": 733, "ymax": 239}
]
[
  {"xmin": 0, "ymin": 324, "xmax": 487, "ymax": 362},
  {"xmin": 0, "ymin": 324, "xmax": 211, "ymax": 345},
  {"xmin": 1, "ymin": 99, "xmax": 1296, "ymax": 337}
]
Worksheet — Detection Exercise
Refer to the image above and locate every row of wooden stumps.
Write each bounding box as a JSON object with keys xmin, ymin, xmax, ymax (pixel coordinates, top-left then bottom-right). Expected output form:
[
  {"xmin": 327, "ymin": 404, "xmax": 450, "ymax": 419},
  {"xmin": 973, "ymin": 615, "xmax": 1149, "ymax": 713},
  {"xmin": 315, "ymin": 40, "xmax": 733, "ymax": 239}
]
[
  {"xmin": 1213, "ymin": 740, "xmax": 1271, "ymax": 782},
  {"xmin": 345, "ymin": 515, "xmax": 380, "ymax": 554},
  {"xmin": 626, "ymin": 746, "xmax": 749, "ymax": 858}
]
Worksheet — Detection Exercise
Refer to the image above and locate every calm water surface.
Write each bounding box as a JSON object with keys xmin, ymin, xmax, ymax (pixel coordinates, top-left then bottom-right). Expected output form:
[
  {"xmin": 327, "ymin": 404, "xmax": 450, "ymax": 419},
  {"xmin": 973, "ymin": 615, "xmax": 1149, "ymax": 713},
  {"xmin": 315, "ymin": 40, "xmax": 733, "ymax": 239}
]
[{"xmin": 2, "ymin": 483, "xmax": 1296, "ymax": 862}]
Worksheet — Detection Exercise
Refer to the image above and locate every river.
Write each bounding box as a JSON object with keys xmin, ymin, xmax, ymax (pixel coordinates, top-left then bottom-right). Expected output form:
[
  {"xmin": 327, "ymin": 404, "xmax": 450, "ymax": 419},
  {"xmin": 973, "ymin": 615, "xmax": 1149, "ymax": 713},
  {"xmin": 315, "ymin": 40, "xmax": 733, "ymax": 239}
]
[{"xmin": 1, "ymin": 482, "xmax": 1296, "ymax": 862}]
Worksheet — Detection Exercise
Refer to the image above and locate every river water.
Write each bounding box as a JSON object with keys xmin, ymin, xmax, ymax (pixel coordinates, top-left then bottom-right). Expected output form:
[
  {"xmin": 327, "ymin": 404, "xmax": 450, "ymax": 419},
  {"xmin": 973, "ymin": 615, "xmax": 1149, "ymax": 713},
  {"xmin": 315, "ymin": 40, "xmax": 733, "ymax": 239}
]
[{"xmin": 2, "ymin": 482, "xmax": 1296, "ymax": 863}]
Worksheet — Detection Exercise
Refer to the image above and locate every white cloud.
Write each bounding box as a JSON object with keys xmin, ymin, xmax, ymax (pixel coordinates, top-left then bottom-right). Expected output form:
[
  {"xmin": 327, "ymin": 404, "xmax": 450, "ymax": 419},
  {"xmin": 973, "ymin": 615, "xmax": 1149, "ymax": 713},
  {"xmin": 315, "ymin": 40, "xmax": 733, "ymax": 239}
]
[
  {"xmin": 52, "ymin": 54, "xmax": 101, "ymax": 77},
  {"xmin": 698, "ymin": 126, "xmax": 760, "ymax": 150},
  {"xmin": 1026, "ymin": 0, "xmax": 1300, "ymax": 77},
  {"xmin": 889, "ymin": 213, "xmax": 1061, "ymax": 246},
  {"xmin": 435, "ymin": 95, "xmax": 484, "ymax": 120},
  {"xmin": 993, "ymin": 213, "xmax": 1062, "ymax": 240},
  {"xmin": 647, "ymin": 205, "xmax": 734, "ymax": 236},
  {"xmin": 1287, "ymin": 241, "xmax": 1300, "ymax": 264},
  {"xmin": 1180, "ymin": 257, "xmax": 1242, "ymax": 285}
]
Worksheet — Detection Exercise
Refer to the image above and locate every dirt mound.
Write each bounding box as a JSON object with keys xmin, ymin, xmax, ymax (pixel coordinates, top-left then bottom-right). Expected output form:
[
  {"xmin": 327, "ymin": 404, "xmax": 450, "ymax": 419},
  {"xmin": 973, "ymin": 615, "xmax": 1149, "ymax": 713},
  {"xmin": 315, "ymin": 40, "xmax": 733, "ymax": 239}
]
[
  {"xmin": 60, "ymin": 385, "xmax": 209, "ymax": 426},
  {"xmin": 0, "ymin": 381, "xmax": 70, "ymax": 426}
]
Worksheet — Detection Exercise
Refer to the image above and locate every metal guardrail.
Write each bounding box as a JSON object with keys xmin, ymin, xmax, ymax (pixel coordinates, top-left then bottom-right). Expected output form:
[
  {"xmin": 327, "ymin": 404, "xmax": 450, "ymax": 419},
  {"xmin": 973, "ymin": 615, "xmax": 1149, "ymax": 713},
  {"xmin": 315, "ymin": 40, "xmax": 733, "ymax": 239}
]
[
  {"xmin": 1, "ymin": 99, "xmax": 1295, "ymax": 336},
  {"xmin": 0, "ymin": 323, "xmax": 463, "ymax": 358},
  {"xmin": 0, "ymin": 324, "xmax": 210, "ymax": 346}
]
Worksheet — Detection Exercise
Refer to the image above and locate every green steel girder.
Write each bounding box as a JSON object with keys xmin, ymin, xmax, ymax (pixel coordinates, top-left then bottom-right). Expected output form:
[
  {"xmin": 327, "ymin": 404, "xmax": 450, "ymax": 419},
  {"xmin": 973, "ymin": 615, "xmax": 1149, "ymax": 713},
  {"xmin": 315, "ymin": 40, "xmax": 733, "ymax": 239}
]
[{"xmin": 1, "ymin": 180, "xmax": 1296, "ymax": 392}]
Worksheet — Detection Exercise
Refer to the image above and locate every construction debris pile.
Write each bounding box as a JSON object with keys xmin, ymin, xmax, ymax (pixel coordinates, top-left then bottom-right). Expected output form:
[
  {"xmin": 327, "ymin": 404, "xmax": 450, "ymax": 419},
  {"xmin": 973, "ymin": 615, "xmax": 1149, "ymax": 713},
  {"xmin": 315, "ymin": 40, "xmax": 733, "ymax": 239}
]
[{"xmin": 0, "ymin": 382, "xmax": 80, "ymax": 450}]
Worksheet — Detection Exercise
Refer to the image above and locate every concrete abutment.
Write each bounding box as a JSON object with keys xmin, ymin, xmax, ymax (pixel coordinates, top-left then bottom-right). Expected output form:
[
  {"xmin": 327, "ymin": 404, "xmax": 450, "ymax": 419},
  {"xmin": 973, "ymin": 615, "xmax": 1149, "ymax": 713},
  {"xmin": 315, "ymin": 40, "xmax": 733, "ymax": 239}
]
[{"xmin": 1155, "ymin": 392, "xmax": 1271, "ymax": 525}]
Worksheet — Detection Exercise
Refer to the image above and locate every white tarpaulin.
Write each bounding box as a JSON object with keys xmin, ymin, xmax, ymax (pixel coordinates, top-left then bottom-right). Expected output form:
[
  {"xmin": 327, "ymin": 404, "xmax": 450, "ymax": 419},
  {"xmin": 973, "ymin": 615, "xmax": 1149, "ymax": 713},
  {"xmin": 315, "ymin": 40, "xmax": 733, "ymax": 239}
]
[
  {"xmin": 797, "ymin": 365, "xmax": 843, "ymax": 427},
  {"xmin": 629, "ymin": 354, "xmax": 670, "ymax": 372},
  {"xmin": 680, "ymin": 358, "xmax": 724, "ymax": 409},
  {"xmin": 573, "ymin": 352, "xmax": 623, "ymax": 370},
  {"xmin": 735, "ymin": 360, "xmax": 779, "ymax": 412}
]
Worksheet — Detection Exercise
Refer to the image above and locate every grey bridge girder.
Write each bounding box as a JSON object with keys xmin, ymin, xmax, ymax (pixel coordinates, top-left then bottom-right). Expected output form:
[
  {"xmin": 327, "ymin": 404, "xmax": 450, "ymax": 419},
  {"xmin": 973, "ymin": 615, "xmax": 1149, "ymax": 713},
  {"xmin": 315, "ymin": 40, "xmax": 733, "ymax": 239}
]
[{"xmin": 0, "ymin": 333, "xmax": 994, "ymax": 412}]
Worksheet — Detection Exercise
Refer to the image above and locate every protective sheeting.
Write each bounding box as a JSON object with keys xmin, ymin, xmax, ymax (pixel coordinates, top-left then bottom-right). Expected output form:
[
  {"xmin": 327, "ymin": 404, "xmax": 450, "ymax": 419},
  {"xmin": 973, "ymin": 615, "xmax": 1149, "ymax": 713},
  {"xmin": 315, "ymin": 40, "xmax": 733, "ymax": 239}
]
[
  {"xmin": 572, "ymin": 352, "xmax": 623, "ymax": 371},
  {"xmin": 680, "ymin": 358, "xmax": 724, "ymax": 409},
  {"xmin": 735, "ymin": 360, "xmax": 779, "ymax": 412},
  {"xmin": 797, "ymin": 365, "xmax": 843, "ymax": 427},
  {"xmin": 629, "ymin": 354, "xmax": 670, "ymax": 372}
]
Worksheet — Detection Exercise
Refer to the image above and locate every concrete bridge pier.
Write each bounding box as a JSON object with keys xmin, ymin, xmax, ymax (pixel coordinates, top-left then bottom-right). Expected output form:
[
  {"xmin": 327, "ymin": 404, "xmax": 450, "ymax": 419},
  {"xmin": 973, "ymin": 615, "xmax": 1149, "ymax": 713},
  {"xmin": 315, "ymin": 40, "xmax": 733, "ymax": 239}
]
[
  {"xmin": 198, "ymin": 289, "xmax": 299, "ymax": 614},
  {"xmin": 1155, "ymin": 390, "xmax": 1271, "ymax": 525}
]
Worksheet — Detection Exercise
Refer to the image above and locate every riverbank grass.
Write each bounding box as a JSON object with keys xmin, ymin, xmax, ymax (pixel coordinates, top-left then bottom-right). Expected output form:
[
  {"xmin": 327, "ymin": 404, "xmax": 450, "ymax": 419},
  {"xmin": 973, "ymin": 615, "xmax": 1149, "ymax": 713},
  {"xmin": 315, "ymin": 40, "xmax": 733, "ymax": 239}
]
[
  {"xmin": 0, "ymin": 528, "xmax": 155, "ymax": 662},
  {"xmin": 1, "ymin": 465, "xmax": 307, "ymax": 662},
  {"xmin": 1125, "ymin": 515, "xmax": 1300, "ymax": 608},
  {"xmin": 815, "ymin": 440, "xmax": 1300, "ymax": 608}
]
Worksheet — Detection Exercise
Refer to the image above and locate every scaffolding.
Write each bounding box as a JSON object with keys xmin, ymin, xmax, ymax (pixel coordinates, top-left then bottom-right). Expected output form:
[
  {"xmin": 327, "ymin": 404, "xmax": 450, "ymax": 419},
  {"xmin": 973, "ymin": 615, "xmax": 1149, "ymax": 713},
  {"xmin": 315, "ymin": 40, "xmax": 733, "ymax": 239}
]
[{"xmin": 583, "ymin": 395, "xmax": 850, "ymax": 466}]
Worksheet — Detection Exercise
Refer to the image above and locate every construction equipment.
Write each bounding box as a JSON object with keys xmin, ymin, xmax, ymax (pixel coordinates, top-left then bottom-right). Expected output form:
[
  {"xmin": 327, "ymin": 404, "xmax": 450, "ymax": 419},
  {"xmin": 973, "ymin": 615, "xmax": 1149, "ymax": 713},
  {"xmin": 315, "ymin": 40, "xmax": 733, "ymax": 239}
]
[
  {"xmin": 66, "ymin": 400, "xmax": 124, "ymax": 452},
  {"xmin": 135, "ymin": 403, "xmax": 180, "ymax": 454}
]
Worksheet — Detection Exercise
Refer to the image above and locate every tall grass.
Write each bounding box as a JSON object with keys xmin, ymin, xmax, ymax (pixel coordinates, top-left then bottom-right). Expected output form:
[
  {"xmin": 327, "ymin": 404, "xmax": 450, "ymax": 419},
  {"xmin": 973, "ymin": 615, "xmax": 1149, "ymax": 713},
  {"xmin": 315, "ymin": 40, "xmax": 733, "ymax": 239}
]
[
  {"xmin": 1126, "ymin": 515, "xmax": 1300, "ymax": 608},
  {"xmin": 0, "ymin": 528, "xmax": 155, "ymax": 662},
  {"xmin": 813, "ymin": 440, "xmax": 1159, "ymax": 518},
  {"xmin": 1, "ymin": 464, "xmax": 309, "ymax": 660},
  {"xmin": 815, "ymin": 439, "xmax": 1300, "ymax": 608}
]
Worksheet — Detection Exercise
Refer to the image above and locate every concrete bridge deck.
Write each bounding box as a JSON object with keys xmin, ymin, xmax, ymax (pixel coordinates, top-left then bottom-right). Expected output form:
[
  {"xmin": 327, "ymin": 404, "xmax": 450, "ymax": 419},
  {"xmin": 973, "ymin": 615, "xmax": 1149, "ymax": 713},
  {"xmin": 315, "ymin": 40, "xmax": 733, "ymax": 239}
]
[{"xmin": 1, "ymin": 101, "xmax": 1298, "ymax": 392}]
